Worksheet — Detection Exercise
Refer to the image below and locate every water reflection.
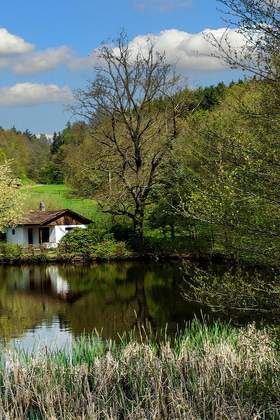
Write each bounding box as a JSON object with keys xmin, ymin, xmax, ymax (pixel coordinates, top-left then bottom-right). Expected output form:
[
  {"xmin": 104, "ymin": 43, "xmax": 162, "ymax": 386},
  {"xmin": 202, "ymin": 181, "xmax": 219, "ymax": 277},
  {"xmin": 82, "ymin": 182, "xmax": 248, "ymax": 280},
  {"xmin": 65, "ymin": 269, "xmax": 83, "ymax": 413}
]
[
  {"xmin": 10, "ymin": 317, "xmax": 72, "ymax": 353},
  {"xmin": 0, "ymin": 262, "xmax": 199, "ymax": 349}
]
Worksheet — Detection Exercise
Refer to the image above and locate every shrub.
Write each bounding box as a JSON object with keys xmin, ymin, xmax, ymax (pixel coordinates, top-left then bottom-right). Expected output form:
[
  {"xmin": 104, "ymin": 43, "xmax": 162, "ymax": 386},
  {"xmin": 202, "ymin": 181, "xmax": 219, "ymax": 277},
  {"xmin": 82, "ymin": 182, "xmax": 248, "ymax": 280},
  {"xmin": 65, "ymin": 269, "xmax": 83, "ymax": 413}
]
[
  {"xmin": 92, "ymin": 240, "xmax": 130, "ymax": 259},
  {"xmin": 58, "ymin": 227, "xmax": 98, "ymax": 256},
  {"xmin": 0, "ymin": 241, "xmax": 22, "ymax": 260},
  {"xmin": 58, "ymin": 224, "xmax": 130, "ymax": 258}
]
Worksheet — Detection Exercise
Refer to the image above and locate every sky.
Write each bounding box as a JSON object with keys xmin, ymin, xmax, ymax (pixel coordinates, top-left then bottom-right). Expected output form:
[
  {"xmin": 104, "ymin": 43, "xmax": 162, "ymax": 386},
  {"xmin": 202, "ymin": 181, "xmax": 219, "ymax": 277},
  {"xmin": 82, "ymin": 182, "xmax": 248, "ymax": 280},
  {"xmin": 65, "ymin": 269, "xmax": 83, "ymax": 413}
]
[{"xmin": 0, "ymin": 0, "xmax": 243, "ymax": 134}]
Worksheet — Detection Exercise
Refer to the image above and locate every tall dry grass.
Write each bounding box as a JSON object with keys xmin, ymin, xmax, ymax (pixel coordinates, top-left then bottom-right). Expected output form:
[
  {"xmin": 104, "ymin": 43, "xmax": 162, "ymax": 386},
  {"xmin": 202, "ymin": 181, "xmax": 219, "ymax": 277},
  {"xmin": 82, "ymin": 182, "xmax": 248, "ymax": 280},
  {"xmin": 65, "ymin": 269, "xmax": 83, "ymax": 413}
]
[{"xmin": 1, "ymin": 321, "xmax": 280, "ymax": 419}]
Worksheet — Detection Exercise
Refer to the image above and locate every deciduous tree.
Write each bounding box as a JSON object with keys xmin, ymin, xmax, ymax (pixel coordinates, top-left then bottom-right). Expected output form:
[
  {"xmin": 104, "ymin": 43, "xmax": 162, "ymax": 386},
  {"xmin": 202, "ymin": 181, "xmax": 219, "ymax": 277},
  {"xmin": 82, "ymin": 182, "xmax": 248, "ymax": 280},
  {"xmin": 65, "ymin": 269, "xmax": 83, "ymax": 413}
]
[
  {"xmin": 74, "ymin": 33, "xmax": 184, "ymax": 243},
  {"xmin": 0, "ymin": 162, "xmax": 23, "ymax": 232}
]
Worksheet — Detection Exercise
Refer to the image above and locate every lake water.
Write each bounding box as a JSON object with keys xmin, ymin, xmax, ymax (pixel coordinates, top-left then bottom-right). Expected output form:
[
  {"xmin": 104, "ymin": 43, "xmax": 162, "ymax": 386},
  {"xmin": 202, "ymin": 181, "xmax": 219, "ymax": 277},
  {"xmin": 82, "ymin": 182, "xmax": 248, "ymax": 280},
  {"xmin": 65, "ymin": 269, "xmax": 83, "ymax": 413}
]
[{"xmin": 0, "ymin": 262, "xmax": 204, "ymax": 352}]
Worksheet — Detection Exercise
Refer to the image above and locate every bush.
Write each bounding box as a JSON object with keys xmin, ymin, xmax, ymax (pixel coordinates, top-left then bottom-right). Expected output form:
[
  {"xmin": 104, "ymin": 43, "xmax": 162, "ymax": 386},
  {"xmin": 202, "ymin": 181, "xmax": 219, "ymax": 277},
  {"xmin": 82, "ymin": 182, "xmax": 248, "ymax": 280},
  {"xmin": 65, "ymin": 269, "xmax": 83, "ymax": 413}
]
[
  {"xmin": 58, "ymin": 227, "xmax": 99, "ymax": 256},
  {"xmin": 58, "ymin": 224, "xmax": 130, "ymax": 259},
  {"xmin": 93, "ymin": 240, "xmax": 130, "ymax": 259},
  {"xmin": 0, "ymin": 241, "xmax": 22, "ymax": 260}
]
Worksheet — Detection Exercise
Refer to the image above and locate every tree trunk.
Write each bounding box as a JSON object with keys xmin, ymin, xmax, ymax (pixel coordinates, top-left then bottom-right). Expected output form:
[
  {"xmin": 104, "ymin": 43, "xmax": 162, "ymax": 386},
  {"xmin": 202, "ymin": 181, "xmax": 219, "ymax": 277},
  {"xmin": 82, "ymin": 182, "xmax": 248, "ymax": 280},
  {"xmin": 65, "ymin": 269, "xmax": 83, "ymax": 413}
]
[{"xmin": 133, "ymin": 209, "xmax": 144, "ymax": 249}]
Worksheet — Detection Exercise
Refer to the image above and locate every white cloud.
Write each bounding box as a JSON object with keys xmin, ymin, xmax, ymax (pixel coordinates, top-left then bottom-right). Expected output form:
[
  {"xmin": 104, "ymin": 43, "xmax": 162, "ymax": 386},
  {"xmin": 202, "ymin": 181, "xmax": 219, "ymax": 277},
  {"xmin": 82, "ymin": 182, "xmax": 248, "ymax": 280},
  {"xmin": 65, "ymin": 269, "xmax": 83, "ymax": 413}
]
[
  {"xmin": 128, "ymin": 28, "xmax": 247, "ymax": 72},
  {"xmin": 0, "ymin": 27, "xmax": 91, "ymax": 74},
  {"xmin": 8, "ymin": 46, "xmax": 95, "ymax": 74},
  {"xmin": 133, "ymin": 0, "xmax": 192, "ymax": 12},
  {"xmin": 0, "ymin": 83, "xmax": 73, "ymax": 107},
  {"xmin": 0, "ymin": 28, "xmax": 34, "ymax": 55},
  {"xmin": 13, "ymin": 46, "xmax": 73, "ymax": 74},
  {"xmin": 0, "ymin": 26, "xmax": 247, "ymax": 77}
]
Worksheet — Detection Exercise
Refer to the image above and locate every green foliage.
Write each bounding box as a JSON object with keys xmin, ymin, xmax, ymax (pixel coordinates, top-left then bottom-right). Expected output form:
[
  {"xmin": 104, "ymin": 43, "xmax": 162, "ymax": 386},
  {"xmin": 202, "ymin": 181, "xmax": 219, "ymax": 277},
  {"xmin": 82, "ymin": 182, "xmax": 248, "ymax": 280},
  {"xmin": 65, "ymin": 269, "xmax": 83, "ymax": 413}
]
[
  {"xmin": 143, "ymin": 234, "xmax": 211, "ymax": 255},
  {"xmin": 175, "ymin": 79, "xmax": 280, "ymax": 264},
  {"xmin": 5, "ymin": 75, "xmax": 280, "ymax": 263},
  {"xmin": 0, "ymin": 242, "xmax": 22, "ymax": 260},
  {"xmin": 194, "ymin": 82, "xmax": 227, "ymax": 110},
  {"xmin": 58, "ymin": 225, "xmax": 106, "ymax": 256},
  {"xmin": 0, "ymin": 162, "xmax": 24, "ymax": 232},
  {"xmin": 184, "ymin": 264, "xmax": 280, "ymax": 317},
  {"xmin": 148, "ymin": 157, "xmax": 193, "ymax": 238},
  {"xmin": 58, "ymin": 224, "xmax": 130, "ymax": 258},
  {"xmin": 0, "ymin": 129, "xmax": 52, "ymax": 183},
  {"xmin": 109, "ymin": 223, "xmax": 135, "ymax": 242},
  {"xmin": 93, "ymin": 240, "xmax": 130, "ymax": 259}
]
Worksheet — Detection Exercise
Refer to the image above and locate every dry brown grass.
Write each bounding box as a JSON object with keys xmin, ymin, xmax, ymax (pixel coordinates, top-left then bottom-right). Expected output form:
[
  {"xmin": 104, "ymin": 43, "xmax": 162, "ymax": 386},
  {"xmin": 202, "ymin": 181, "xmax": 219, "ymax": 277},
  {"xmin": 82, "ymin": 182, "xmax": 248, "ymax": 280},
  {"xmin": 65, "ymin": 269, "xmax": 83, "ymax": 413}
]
[{"xmin": 0, "ymin": 322, "xmax": 280, "ymax": 419}]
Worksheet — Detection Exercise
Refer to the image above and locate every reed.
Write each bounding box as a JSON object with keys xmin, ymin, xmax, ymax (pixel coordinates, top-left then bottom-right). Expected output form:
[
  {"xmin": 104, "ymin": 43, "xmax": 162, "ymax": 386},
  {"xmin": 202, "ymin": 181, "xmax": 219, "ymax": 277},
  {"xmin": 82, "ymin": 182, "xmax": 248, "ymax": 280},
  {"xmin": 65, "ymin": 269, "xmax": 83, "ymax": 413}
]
[{"xmin": 1, "ymin": 321, "xmax": 280, "ymax": 419}]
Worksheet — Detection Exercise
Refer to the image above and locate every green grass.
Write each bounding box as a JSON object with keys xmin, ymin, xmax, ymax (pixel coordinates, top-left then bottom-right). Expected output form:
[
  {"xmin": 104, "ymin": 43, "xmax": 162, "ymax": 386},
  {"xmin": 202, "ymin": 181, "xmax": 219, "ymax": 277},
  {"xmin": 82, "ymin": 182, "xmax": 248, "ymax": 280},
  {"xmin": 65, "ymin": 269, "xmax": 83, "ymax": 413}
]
[
  {"xmin": 21, "ymin": 184, "xmax": 106, "ymax": 223},
  {"xmin": 1, "ymin": 321, "xmax": 280, "ymax": 419}
]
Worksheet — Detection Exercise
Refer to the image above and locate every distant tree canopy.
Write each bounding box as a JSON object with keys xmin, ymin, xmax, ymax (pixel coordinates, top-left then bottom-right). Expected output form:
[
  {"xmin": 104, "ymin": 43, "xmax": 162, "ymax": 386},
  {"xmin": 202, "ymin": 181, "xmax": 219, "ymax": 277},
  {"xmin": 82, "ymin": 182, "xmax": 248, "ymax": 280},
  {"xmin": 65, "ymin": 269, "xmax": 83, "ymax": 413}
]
[{"xmin": 0, "ymin": 129, "xmax": 51, "ymax": 183}]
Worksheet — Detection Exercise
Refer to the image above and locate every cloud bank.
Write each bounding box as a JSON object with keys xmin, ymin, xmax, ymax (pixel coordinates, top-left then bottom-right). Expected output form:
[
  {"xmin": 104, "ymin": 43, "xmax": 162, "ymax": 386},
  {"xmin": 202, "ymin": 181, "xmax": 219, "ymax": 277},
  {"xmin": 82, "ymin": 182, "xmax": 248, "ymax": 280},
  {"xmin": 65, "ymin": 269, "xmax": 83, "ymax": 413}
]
[
  {"xmin": 13, "ymin": 46, "xmax": 74, "ymax": 74},
  {"xmin": 0, "ymin": 26, "xmax": 247, "ymax": 76},
  {"xmin": 127, "ymin": 28, "xmax": 246, "ymax": 72},
  {"xmin": 0, "ymin": 83, "xmax": 73, "ymax": 107}
]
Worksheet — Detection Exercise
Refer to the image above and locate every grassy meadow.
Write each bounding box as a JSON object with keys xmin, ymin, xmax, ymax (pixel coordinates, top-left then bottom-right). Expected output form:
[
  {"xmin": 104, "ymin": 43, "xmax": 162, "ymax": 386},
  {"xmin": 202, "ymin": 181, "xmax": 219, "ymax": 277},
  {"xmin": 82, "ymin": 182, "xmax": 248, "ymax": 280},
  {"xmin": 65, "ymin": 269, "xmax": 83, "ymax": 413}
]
[
  {"xmin": 1, "ymin": 320, "xmax": 280, "ymax": 419},
  {"xmin": 21, "ymin": 184, "xmax": 105, "ymax": 223}
]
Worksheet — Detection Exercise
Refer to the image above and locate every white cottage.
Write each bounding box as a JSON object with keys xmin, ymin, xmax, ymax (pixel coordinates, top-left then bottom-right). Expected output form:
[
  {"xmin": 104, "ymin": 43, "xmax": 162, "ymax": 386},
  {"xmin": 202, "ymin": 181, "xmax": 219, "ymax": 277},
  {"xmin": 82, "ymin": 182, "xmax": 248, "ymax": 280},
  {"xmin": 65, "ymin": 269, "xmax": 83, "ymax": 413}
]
[{"xmin": 7, "ymin": 206, "xmax": 92, "ymax": 248}]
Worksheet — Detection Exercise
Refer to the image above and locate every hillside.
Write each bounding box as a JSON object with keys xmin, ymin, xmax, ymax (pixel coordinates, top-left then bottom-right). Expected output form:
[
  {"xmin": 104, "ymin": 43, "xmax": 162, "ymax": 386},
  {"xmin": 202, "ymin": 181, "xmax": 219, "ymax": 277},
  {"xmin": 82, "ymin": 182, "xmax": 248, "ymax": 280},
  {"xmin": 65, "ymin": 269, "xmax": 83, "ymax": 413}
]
[{"xmin": 22, "ymin": 184, "xmax": 105, "ymax": 223}]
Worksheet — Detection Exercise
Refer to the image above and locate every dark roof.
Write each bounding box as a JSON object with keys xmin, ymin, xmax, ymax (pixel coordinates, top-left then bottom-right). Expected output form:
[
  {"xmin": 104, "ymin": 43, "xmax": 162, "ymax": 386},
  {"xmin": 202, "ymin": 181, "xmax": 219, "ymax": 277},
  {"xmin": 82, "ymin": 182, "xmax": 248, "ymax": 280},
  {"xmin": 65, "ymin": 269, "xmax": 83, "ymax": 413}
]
[{"xmin": 18, "ymin": 209, "xmax": 92, "ymax": 226}]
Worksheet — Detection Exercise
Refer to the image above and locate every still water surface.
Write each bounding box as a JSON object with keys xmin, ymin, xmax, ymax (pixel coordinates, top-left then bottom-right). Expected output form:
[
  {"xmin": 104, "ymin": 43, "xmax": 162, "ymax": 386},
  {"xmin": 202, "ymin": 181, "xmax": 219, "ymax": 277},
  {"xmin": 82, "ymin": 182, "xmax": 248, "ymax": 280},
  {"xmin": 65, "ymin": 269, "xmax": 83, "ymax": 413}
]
[{"xmin": 0, "ymin": 262, "xmax": 202, "ymax": 351}]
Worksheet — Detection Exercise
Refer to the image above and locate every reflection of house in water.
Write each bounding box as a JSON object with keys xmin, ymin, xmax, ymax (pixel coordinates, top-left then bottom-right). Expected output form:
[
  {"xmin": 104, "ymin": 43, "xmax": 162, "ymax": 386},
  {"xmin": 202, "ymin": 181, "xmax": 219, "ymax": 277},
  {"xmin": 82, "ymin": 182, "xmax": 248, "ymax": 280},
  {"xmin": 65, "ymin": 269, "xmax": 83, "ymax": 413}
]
[
  {"xmin": 15, "ymin": 266, "xmax": 88, "ymax": 304},
  {"xmin": 47, "ymin": 266, "xmax": 70, "ymax": 297},
  {"xmin": 1, "ymin": 262, "xmax": 193, "ymax": 344}
]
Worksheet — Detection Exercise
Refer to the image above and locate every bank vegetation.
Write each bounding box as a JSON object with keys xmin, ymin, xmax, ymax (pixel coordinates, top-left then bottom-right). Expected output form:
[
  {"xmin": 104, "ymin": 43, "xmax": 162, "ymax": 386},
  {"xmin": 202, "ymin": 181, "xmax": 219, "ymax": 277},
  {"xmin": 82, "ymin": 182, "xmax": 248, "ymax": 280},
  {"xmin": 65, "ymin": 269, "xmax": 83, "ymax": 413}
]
[{"xmin": 1, "ymin": 321, "xmax": 280, "ymax": 419}]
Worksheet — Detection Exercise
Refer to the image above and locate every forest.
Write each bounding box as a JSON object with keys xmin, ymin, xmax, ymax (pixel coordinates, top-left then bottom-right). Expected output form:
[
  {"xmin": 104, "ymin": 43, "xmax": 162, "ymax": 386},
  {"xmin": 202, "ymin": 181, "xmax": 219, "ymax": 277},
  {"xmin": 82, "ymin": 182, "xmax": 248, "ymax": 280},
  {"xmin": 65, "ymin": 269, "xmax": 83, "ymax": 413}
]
[
  {"xmin": 1, "ymin": 74, "xmax": 278, "ymax": 265},
  {"xmin": 0, "ymin": 0, "xmax": 280, "ymax": 267}
]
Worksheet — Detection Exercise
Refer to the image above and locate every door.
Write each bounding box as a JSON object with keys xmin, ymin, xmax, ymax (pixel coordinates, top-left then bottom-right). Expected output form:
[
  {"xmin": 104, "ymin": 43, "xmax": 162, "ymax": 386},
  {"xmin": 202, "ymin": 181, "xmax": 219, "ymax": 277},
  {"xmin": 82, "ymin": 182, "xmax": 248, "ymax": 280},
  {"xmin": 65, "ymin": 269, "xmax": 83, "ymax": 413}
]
[
  {"xmin": 28, "ymin": 228, "xmax": 33, "ymax": 245},
  {"xmin": 39, "ymin": 227, "xmax": 50, "ymax": 244}
]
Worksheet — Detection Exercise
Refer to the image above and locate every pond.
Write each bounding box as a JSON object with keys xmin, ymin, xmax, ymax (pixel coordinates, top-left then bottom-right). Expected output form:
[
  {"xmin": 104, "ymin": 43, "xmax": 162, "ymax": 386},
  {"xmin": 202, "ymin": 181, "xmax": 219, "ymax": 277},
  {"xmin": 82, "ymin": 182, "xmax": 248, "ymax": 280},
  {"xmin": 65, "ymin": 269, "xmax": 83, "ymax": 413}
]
[{"xmin": 0, "ymin": 262, "xmax": 205, "ymax": 352}]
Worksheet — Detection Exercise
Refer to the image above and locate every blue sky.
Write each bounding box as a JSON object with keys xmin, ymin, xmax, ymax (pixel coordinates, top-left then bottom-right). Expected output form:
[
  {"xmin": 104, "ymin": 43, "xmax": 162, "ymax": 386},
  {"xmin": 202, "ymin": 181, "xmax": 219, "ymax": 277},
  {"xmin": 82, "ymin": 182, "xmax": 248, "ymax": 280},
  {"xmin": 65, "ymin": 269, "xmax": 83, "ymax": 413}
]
[{"xmin": 0, "ymin": 0, "xmax": 242, "ymax": 133}]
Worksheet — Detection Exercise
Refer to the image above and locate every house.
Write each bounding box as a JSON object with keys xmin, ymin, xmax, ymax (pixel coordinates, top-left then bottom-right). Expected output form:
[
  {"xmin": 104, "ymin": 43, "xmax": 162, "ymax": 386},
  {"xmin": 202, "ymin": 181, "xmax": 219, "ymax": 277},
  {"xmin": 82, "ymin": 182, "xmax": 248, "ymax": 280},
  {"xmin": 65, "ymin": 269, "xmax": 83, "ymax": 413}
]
[{"xmin": 6, "ymin": 203, "xmax": 92, "ymax": 248}]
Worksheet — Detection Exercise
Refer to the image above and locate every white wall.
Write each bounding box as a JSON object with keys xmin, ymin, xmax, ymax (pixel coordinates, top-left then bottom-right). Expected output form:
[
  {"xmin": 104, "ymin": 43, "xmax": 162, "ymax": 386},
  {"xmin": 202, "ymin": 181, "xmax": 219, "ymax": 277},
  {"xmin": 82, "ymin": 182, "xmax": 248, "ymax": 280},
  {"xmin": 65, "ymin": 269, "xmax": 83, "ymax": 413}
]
[
  {"xmin": 7, "ymin": 227, "xmax": 26, "ymax": 245},
  {"xmin": 7, "ymin": 225, "xmax": 88, "ymax": 247},
  {"xmin": 7, "ymin": 227, "xmax": 40, "ymax": 246}
]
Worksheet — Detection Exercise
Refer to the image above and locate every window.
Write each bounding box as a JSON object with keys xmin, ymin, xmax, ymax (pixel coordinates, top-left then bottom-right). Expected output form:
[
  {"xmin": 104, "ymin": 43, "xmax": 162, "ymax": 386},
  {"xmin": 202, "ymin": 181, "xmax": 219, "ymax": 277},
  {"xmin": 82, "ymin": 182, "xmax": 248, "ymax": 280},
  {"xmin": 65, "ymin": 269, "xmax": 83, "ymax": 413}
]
[{"xmin": 12, "ymin": 229, "xmax": 15, "ymax": 235}]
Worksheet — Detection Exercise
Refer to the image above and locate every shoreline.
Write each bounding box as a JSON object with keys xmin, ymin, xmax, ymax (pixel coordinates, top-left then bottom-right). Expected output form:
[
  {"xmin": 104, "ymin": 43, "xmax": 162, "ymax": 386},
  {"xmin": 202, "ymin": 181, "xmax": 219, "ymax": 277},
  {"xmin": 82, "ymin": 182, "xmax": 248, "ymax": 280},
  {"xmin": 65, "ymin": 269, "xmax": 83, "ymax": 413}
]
[
  {"xmin": 0, "ymin": 252, "xmax": 194, "ymax": 265},
  {"xmin": 0, "ymin": 251, "xmax": 272, "ymax": 271}
]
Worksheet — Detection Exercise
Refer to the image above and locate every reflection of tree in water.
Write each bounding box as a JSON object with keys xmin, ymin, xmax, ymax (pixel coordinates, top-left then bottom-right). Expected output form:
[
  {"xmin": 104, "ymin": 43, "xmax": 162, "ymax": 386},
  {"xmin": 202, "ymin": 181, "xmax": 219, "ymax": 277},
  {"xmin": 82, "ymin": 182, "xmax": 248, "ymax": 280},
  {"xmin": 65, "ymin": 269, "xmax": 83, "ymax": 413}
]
[
  {"xmin": 0, "ymin": 262, "xmax": 192, "ymax": 342},
  {"xmin": 63, "ymin": 262, "xmax": 190, "ymax": 339}
]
